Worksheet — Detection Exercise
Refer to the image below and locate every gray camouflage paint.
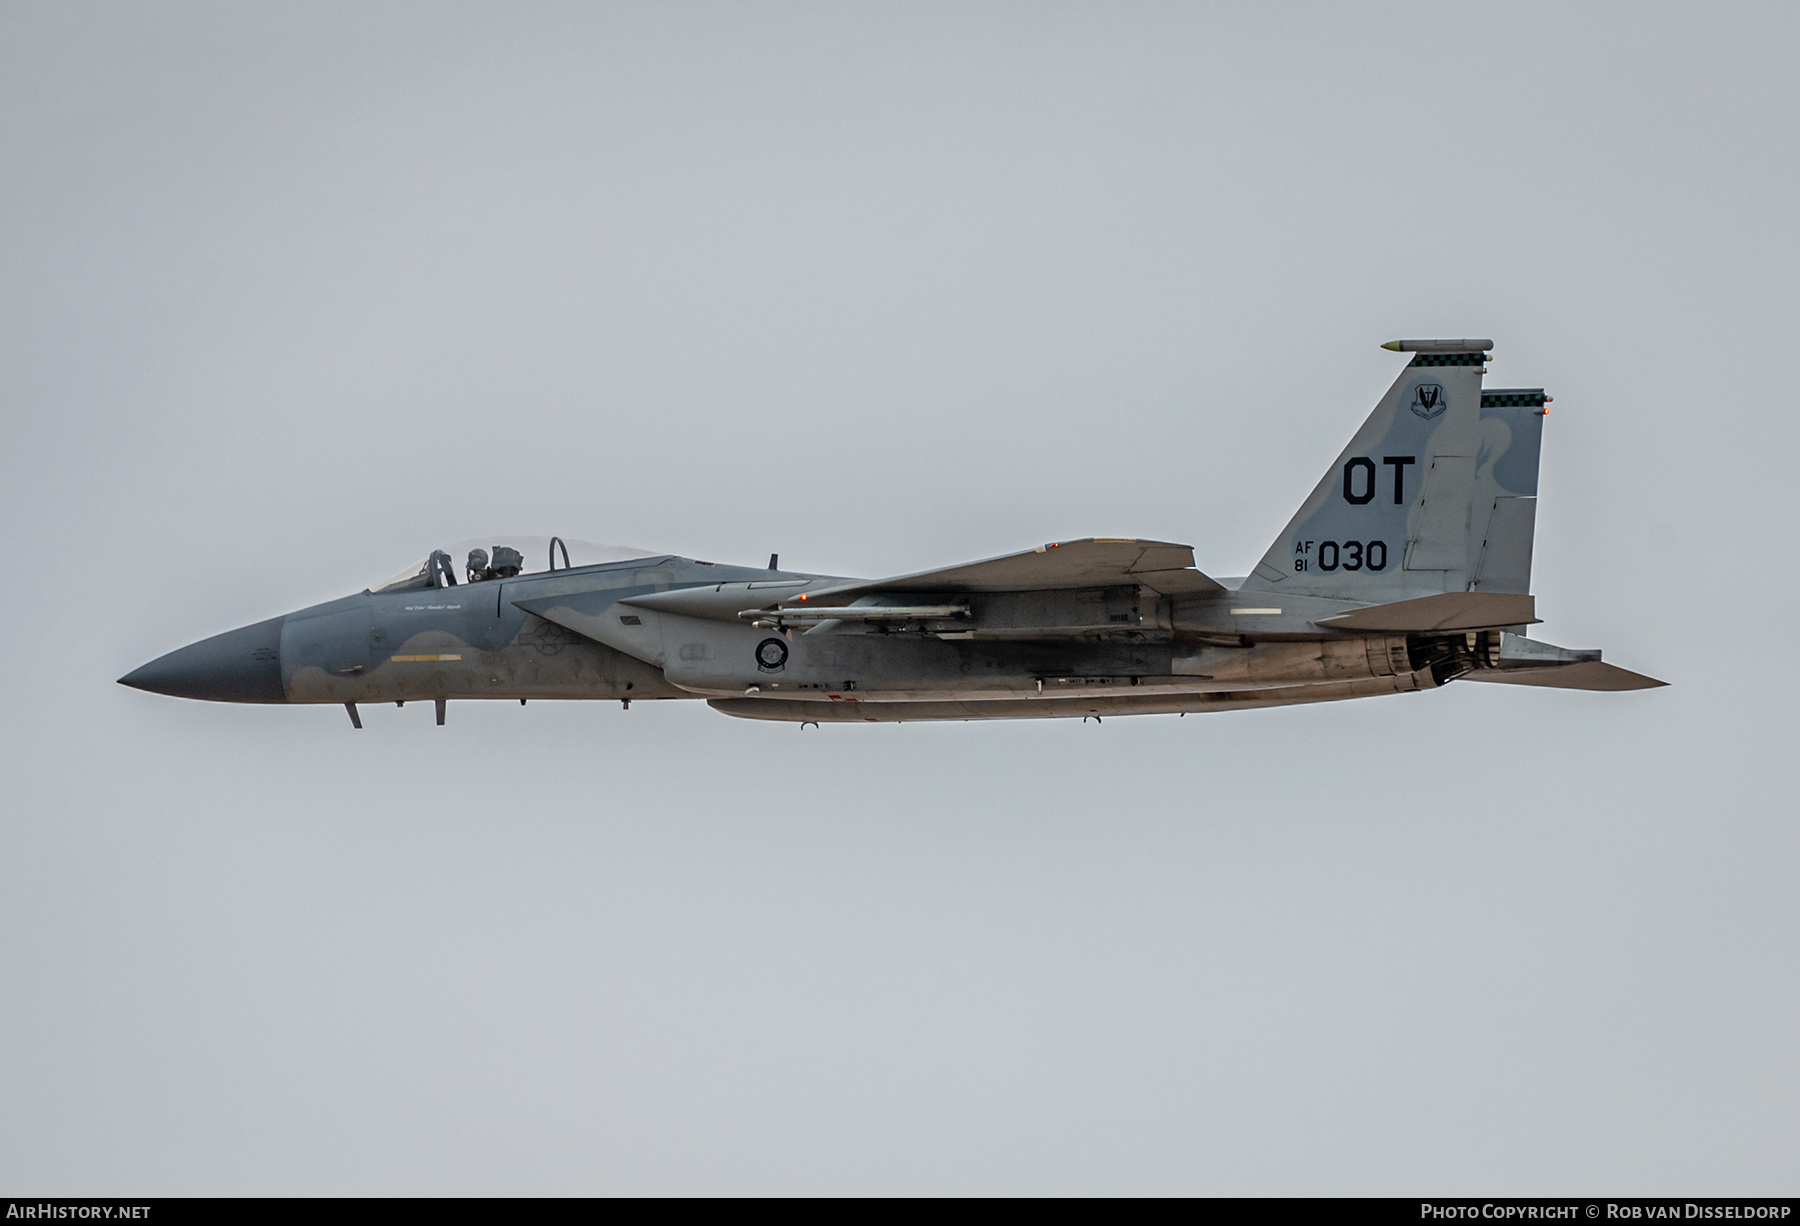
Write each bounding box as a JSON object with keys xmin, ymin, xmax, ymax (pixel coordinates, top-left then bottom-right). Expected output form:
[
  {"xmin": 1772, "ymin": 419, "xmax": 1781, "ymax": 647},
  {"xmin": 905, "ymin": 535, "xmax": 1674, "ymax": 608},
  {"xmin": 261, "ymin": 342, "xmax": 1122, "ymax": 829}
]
[
  {"xmin": 1244, "ymin": 357, "xmax": 1545, "ymax": 598},
  {"xmin": 120, "ymin": 342, "xmax": 1663, "ymax": 722}
]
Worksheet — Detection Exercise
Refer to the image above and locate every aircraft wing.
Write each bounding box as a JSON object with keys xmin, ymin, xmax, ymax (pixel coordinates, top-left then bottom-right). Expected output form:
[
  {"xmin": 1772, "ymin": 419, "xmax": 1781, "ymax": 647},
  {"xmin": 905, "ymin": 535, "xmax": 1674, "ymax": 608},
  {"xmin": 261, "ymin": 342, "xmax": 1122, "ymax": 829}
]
[{"xmin": 791, "ymin": 538, "xmax": 1223, "ymax": 603}]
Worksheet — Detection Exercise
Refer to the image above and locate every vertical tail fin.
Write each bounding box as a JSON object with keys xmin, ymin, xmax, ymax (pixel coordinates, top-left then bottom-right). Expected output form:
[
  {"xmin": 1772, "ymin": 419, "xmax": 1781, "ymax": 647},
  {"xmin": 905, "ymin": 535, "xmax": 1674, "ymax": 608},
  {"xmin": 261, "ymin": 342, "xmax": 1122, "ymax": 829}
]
[{"xmin": 1241, "ymin": 340, "xmax": 1546, "ymax": 599}]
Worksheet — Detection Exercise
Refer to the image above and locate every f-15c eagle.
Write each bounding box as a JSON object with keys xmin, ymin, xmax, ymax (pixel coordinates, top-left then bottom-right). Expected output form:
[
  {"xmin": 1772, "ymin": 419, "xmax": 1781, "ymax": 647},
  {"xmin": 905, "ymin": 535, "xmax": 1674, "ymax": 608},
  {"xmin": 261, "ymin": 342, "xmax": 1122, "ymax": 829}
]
[{"xmin": 121, "ymin": 338, "xmax": 1663, "ymax": 727}]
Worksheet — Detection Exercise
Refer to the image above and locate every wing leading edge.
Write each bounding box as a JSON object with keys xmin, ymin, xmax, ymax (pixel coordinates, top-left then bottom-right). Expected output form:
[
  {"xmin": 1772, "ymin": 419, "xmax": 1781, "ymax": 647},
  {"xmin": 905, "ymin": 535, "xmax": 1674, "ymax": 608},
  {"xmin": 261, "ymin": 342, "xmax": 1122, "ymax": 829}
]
[{"xmin": 788, "ymin": 538, "xmax": 1224, "ymax": 604}]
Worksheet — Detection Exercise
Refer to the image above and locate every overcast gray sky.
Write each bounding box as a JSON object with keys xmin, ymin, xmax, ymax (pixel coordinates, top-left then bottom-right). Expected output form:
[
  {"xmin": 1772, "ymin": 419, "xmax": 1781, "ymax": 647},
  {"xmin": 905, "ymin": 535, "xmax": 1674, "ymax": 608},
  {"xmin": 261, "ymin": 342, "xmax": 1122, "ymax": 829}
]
[{"xmin": 2, "ymin": 0, "xmax": 1796, "ymax": 1195}]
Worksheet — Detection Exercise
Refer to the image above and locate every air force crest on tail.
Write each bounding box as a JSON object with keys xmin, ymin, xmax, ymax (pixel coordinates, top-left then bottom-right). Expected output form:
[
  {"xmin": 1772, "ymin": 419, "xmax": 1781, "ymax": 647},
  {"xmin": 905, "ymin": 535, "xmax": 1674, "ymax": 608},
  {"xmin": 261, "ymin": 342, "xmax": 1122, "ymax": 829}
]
[{"xmin": 1408, "ymin": 381, "xmax": 1448, "ymax": 420}]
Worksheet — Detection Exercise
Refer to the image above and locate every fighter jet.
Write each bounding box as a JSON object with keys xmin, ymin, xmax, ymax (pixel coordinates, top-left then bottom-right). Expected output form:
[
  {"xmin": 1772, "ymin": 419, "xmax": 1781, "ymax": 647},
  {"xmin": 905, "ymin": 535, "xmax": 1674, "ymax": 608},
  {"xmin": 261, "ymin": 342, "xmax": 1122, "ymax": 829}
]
[{"xmin": 120, "ymin": 339, "xmax": 1663, "ymax": 727}]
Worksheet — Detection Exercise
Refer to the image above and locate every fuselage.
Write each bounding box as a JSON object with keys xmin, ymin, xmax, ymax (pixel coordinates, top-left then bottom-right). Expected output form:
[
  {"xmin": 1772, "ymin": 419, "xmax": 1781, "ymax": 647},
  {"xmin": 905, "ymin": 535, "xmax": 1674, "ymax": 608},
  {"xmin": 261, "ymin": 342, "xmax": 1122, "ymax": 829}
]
[
  {"xmin": 122, "ymin": 553, "xmax": 1441, "ymax": 721},
  {"xmin": 120, "ymin": 338, "xmax": 1662, "ymax": 721}
]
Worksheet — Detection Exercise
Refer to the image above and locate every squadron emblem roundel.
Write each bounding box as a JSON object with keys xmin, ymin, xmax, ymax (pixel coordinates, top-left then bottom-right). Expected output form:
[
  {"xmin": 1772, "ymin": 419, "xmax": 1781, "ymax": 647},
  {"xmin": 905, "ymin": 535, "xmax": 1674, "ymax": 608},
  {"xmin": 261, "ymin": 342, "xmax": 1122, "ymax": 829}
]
[
  {"xmin": 756, "ymin": 637, "xmax": 789, "ymax": 672},
  {"xmin": 1408, "ymin": 381, "xmax": 1448, "ymax": 420}
]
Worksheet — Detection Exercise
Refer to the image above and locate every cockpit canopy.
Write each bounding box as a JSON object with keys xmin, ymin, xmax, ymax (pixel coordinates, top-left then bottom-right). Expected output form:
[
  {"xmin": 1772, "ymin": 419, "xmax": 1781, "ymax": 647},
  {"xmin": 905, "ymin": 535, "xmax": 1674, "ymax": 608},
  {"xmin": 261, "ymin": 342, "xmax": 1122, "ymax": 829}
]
[{"xmin": 370, "ymin": 537, "xmax": 659, "ymax": 593}]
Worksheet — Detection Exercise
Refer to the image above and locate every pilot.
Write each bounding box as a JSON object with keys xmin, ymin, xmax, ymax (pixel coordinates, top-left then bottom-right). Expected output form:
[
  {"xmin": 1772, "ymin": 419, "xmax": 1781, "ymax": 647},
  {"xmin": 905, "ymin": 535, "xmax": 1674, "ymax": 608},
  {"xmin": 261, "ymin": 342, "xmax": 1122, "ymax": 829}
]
[
  {"xmin": 466, "ymin": 548, "xmax": 491, "ymax": 583},
  {"xmin": 489, "ymin": 545, "xmax": 523, "ymax": 579}
]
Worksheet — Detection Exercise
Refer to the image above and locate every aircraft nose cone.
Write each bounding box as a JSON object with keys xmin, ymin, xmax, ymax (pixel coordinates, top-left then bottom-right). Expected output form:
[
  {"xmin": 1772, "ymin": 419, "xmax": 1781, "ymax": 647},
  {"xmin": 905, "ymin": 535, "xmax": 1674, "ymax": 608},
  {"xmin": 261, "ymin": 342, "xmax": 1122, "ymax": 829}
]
[{"xmin": 119, "ymin": 615, "xmax": 288, "ymax": 703}]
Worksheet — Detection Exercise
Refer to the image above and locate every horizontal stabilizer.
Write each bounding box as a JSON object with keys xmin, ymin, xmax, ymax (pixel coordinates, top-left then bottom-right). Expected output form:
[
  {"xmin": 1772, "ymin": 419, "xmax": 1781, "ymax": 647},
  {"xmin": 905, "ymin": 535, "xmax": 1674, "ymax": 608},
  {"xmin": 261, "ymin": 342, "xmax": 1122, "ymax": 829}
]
[
  {"xmin": 1462, "ymin": 661, "xmax": 1666, "ymax": 691},
  {"xmin": 1316, "ymin": 591, "xmax": 1536, "ymax": 632},
  {"xmin": 793, "ymin": 538, "xmax": 1222, "ymax": 603}
]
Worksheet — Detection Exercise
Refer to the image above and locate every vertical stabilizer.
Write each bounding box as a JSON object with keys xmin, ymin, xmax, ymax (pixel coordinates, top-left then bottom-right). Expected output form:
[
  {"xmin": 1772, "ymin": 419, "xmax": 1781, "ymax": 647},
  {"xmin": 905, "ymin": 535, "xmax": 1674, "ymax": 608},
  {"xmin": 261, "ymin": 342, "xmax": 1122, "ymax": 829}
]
[{"xmin": 1241, "ymin": 340, "xmax": 1546, "ymax": 599}]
